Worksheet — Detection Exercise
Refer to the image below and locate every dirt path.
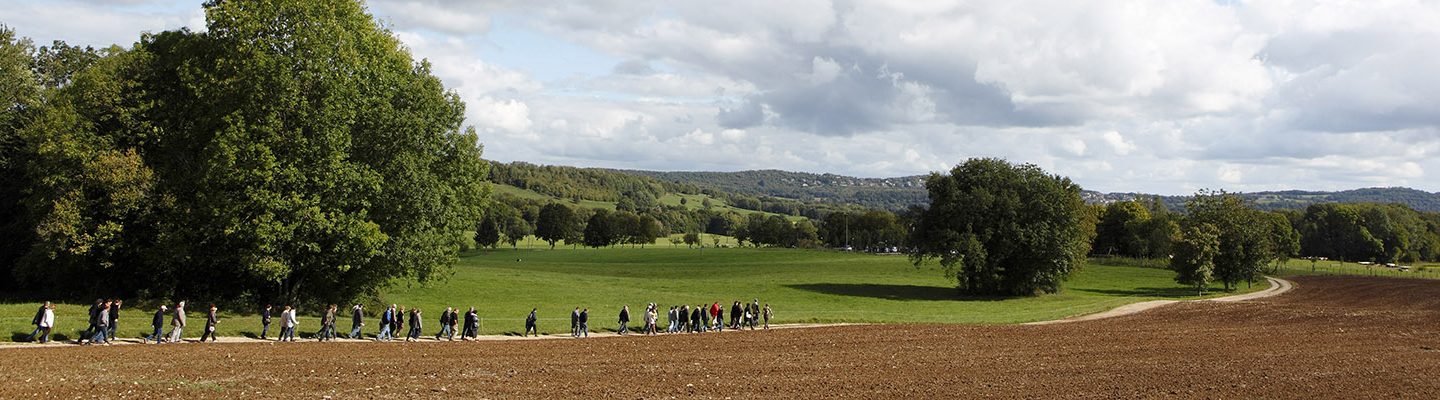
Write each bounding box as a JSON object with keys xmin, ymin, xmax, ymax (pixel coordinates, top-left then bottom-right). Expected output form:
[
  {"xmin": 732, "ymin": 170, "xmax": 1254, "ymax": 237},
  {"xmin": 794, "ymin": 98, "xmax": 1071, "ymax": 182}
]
[
  {"xmin": 1024, "ymin": 276, "xmax": 1294, "ymax": 325},
  {"xmin": 0, "ymin": 275, "xmax": 1434, "ymax": 398},
  {"xmin": 0, "ymin": 322, "xmax": 854, "ymax": 350}
]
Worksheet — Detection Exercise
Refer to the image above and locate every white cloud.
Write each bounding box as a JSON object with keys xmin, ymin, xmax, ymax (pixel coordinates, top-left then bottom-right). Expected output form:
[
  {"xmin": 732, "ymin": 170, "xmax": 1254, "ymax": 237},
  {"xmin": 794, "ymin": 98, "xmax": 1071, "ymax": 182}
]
[{"xmin": 5, "ymin": 0, "xmax": 1440, "ymax": 194}]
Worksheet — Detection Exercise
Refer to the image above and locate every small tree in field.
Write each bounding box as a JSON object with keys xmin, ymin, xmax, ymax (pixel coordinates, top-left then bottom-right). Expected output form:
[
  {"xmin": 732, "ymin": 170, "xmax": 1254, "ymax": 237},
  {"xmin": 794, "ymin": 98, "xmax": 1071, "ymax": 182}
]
[
  {"xmin": 683, "ymin": 232, "xmax": 701, "ymax": 248},
  {"xmin": 1172, "ymin": 223, "xmax": 1221, "ymax": 295},
  {"xmin": 668, "ymin": 236, "xmax": 683, "ymax": 248}
]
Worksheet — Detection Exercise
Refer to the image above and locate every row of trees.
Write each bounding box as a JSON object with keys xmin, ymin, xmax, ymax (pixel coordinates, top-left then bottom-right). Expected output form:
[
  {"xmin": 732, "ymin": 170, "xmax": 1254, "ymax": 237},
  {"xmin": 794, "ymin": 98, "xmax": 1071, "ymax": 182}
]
[
  {"xmin": 1094, "ymin": 195, "xmax": 1440, "ymax": 266},
  {"xmin": 0, "ymin": 2, "xmax": 489, "ymax": 306}
]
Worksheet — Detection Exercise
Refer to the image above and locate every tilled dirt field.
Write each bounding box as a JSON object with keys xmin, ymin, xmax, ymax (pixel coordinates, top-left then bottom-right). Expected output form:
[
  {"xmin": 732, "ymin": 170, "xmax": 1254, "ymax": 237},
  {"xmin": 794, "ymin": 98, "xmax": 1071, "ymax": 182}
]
[{"xmin": 3, "ymin": 275, "xmax": 1439, "ymax": 399}]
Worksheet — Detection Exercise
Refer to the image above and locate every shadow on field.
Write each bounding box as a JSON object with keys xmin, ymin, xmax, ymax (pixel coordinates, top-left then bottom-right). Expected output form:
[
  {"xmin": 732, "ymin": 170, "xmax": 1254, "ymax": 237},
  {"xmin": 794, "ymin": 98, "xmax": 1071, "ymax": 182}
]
[
  {"xmin": 1070, "ymin": 287, "xmax": 1212, "ymax": 298},
  {"xmin": 786, "ymin": 283, "xmax": 978, "ymax": 301}
]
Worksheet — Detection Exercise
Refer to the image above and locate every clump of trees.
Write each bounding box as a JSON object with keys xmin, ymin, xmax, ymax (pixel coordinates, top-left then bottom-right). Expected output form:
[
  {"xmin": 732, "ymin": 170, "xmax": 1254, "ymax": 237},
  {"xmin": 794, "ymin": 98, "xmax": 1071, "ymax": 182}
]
[
  {"xmin": 1297, "ymin": 203, "xmax": 1440, "ymax": 264},
  {"xmin": 908, "ymin": 158, "xmax": 1095, "ymax": 296},
  {"xmin": 1168, "ymin": 191, "xmax": 1297, "ymax": 291},
  {"xmin": 0, "ymin": 1, "xmax": 489, "ymax": 305}
]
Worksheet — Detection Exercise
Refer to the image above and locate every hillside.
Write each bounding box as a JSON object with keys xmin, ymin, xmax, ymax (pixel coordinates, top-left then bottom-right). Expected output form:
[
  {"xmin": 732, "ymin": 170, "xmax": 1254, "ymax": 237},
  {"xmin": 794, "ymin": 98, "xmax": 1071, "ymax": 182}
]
[
  {"xmin": 499, "ymin": 162, "xmax": 1440, "ymax": 213},
  {"xmin": 1085, "ymin": 187, "xmax": 1440, "ymax": 212},
  {"xmin": 613, "ymin": 169, "xmax": 928, "ymax": 211}
]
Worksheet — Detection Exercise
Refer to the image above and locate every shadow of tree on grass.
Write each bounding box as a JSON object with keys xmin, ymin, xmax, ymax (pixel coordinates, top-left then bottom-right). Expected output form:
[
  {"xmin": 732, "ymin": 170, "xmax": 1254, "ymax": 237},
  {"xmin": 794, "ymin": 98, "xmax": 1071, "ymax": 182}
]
[{"xmin": 786, "ymin": 283, "xmax": 1012, "ymax": 301}]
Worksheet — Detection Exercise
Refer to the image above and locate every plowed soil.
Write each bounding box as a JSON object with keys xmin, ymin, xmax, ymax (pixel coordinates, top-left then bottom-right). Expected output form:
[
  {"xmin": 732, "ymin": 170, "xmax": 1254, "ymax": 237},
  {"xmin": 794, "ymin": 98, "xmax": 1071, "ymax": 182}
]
[{"xmin": 3, "ymin": 275, "xmax": 1439, "ymax": 399}]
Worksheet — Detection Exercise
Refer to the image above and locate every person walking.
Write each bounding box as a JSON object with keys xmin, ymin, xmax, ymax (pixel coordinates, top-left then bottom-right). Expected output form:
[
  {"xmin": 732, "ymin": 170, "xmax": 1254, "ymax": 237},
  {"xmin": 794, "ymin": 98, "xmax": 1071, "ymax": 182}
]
[
  {"xmin": 350, "ymin": 304, "xmax": 365, "ymax": 339},
  {"xmin": 730, "ymin": 301, "xmax": 742, "ymax": 329},
  {"xmin": 377, "ymin": 305, "xmax": 395, "ymax": 341},
  {"xmin": 88, "ymin": 301, "xmax": 110, "ymax": 345},
  {"xmin": 678, "ymin": 305, "xmax": 689, "ymax": 333},
  {"xmin": 525, "ymin": 308, "xmax": 539, "ymax": 337},
  {"xmin": 691, "ymin": 305, "xmax": 702, "ymax": 333},
  {"xmin": 700, "ymin": 305, "xmax": 710, "ymax": 332},
  {"xmin": 447, "ymin": 307, "xmax": 460, "ymax": 341},
  {"xmin": 260, "ymin": 305, "xmax": 273, "ymax": 340},
  {"xmin": 714, "ymin": 303, "xmax": 725, "ymax": 333},
  {"xmin": 751, "ymin": 299, "xmax": 761, "ymax": 329},
  {"xmin": 646, "ymin": 304, "xmax": 658, "ymax": 335},
  {"xmin": 710, "ymin": 302, "xmax": 720, "ymax": 330},
  {"xmin": 742, "ymin": 303, "xmax": 753, "ymax": 330},
  {"xmin": 406, "ymin": 308, "xmax": 423, "ymax": 341},
  {"xmin": 107, "ymin": 299, "xmax": 122, "ymax": 342},
  {"xmin": 578, "ymin": 308, "xmax": 589, "ymax": 338},
  {"xmin": 37, "ymin": 303, "xmax": 55, "ymax": 344},
  {"xmin": 667, "ymin": 306, "xmax": 678, "ymax": 333},
  {"xmin": 83, "ymin": 298, "xmax": 102, "ymax": 343},
  {"xmin": 763, "ymin": 304, "xmax": 772, "ymax": 329},
  {"xmin": 393, "ymin": 306, "xmax": 405, "ymax": 340},
  {"xmin": 617, "ymin": 305, "xmax": 630, "ymax": 335},
  {"xmin": 278, "ymin": 305, "xmax": 295, "ymax": 342},
  {"xmin": 25, "ymin": 302, "xmax": 48, "ymax": 342},
  {"xmin": 168, "ymin": 301, "xmax": 186, "ymax": 343},
  {"xmin": 435, "ymin": 307, "xmax": 452, "ymax": 341},
  {"xmin": 144, "ymin": 305, "xmax": 166, "ymax": 344},
  {"xmin": 462, "ymin": 307, "xmax": 478, "ymax": 340},
  {"xmin": 199, "ymin": 304, "xmax": 219, "ymax": 342},
  {"xmin": 317, "ymin": 304, "xmax": 337, "ymax": 342},
  {"xmin": 570, "ymin": 307, "xmax": 580, "ymax": 338}
]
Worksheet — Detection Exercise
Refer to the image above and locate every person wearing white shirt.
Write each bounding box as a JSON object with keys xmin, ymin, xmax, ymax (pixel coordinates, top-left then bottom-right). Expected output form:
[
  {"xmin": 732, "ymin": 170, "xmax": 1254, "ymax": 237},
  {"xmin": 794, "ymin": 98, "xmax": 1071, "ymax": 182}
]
[{"xmin": 38, "ymin": 304, "xmax": 55, "ymax": 343}]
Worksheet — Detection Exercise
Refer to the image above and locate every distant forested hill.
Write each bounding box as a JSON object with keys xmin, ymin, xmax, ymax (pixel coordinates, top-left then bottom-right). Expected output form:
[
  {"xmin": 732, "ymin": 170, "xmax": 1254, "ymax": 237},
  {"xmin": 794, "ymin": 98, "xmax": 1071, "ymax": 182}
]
[
  {"xmin": 1084, "ymin": 187, "xmax": 1440, "ymax": 212},
  {"xmin": 496, "ymin": 163, "xmax": 1440, "ymax": 213},
  {"xmin": 614, "ymin": 169, "xmax": 929, "ymax": 211}
]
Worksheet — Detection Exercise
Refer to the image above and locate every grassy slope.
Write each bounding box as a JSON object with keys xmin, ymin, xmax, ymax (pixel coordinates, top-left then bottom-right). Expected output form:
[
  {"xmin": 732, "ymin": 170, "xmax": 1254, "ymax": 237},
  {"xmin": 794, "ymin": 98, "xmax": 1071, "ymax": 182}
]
[
  {"xmin": 494, "ymin": 183, "xmax": 802, "ymax": 221},
  {"xmin": 3, "ymin": 248, "xmax": 1263, "ymax": 341}
]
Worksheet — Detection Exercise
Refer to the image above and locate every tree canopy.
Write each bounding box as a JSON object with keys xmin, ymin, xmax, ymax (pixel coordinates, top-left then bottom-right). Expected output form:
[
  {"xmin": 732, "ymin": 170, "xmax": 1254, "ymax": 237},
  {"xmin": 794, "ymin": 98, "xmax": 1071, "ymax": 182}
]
[
  {"xmin": 908, "ymin": 158, "xmax": 1095, "ymax": 296},
  {"xmin": 0, "ymin": 1, "xmax": 489, "ymax": 305}
]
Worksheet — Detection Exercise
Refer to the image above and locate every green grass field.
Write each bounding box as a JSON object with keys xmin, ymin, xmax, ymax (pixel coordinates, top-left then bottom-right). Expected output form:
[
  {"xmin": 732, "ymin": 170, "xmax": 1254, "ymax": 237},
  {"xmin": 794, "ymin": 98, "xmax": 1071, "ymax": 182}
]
[
  {"xmin": 1275, "ymin": 258, "xmax": 1440, "ymax": 280},
  {"xmin": 2, "ymin": 248, "xmax": 1265, "ymax": 342}
]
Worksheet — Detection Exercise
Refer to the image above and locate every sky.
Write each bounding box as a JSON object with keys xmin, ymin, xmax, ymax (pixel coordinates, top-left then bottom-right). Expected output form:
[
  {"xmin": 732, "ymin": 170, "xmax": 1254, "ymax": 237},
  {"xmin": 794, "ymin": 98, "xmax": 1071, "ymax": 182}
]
[{"xmin": 2, "ymin": 0, "xmax": 1438, "ymax": 195}]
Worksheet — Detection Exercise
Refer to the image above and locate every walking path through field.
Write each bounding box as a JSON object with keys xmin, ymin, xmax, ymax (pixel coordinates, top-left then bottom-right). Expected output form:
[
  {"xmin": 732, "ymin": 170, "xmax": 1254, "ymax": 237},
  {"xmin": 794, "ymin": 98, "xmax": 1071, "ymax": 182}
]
[
  {"xmin": 0, "ymin": 279, "xmax": 1295, "ymax": 349},
  {"xmin": 0, "ymin": 323, "xmax": 855, "ymax": 349},
  {"xmin": 1023, "ymin": 276, "xmax": 1294, "ymax": 325}
]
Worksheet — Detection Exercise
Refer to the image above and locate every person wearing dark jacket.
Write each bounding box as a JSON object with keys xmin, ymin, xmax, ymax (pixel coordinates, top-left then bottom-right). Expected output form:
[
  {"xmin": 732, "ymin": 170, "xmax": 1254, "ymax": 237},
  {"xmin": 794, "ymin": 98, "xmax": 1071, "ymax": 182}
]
[
  {"xmin": 83, "ymin": 298, "xmax": 102, "ymax": 343},
  {"xmin": 377, "ymin": 305, "xmax": 395, "ymax": 341},
  {"xmin": 435, "ymin": 307, "xmax": 452, "ymax": 341},
  {"xmin": 618, "ymin": 306, "xmax": 630, "ymax": 335},
  {"xmin": 88, "ymin": 302, "xmax": 110, "ymax": 345},
  {"xmin": 525, "ymin": 308, "xmax": 538, "ymax": 337},
  {"xmin": 406, "ymin": 308, "xmax": 423, "ymax": 341},
  {"xmin": 198, "ymin": 304, "xmax": 219, "ymax": 342},
  {"xmin": 730, "ymin": 301, "xmax": 742, "ymax": 329},
  {"xmin": 462, "ymin": 307, "xmax": 478, "ymax": 340},
  {"xmin": 144, "ymin": 305, "xmax": 167, "ymax": 344},
  {"xmin": 107, "ymin": 299, "xmax": 122, "ymax": 341},
  {"xmin": 443, "ymin": 307, "xmax": 455, "ymax": 339},
  {"xmin": 570, "ymin": 307, "xmax": 580, "ymax": 338},
  {"xmin": 317, "ymin": 304, "xmax": 337, "ymax": 341},
  {"xmin": 25, "ymin": 302, "xmax": 48, "ymax": 342},
  {"xmin": 261, "ymin": 305, "xmax": 273, "ymax": 340},
  {"xmin": 350, "ymin": 304, "xmax": 365, "ymax": 339},
  {"xmin": 578, "ymin": 308, "xmax": 589, "ymax": 337},
  {"xmin": 690, "ymin": 305, "xmax": 702, "ymax": 333}
]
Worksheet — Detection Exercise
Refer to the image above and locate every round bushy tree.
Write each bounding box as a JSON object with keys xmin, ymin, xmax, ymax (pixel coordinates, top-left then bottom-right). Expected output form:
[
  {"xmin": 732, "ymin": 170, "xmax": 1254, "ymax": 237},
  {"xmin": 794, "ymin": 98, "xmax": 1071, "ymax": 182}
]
[{"xmin": 909, "ymin": 158, "xmax": 1094, "ymax": 296}]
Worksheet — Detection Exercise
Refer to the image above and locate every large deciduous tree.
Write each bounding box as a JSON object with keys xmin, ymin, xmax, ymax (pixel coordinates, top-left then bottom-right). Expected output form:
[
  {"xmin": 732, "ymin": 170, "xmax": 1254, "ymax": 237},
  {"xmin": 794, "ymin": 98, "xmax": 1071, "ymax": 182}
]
[
  {"xmin": 1183, "ymin": 191, "xmax": 1274, "ymax": 291},
  {"xmin": 535, "ymin": 203, "xmax": 576, "ymax": 249},
  {"xmin": 3, "ymin": 1, "xmax": 490, "ymax": 305},
  {"xmin": 908, "ymin": 158, "xmax": 1095, "ymax": 296},
  {"xmin": 1171, "ymin": 223, "xmax": 1220, "ymax": 295}
]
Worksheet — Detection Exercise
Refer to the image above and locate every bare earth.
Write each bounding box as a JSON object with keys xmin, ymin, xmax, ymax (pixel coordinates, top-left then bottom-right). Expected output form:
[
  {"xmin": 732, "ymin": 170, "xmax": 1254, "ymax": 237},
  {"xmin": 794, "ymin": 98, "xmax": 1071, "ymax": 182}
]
[{"xmin": 3, "ymin": 275, "xmax": 1439, "ymax": 399}]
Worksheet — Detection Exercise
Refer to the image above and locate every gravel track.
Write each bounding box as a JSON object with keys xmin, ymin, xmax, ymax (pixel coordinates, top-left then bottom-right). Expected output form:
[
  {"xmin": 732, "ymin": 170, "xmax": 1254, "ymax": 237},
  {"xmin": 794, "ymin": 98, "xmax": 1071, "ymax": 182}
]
[{"xmin": 1, "ymin": 275, "xmax": 1436, "ymax": 399}]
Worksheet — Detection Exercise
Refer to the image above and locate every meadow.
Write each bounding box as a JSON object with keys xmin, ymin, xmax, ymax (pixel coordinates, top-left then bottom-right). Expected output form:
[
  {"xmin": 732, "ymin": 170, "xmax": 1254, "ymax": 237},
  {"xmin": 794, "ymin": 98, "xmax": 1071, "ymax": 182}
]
[{"xmin": 4, "ymin": 244, "xmax": 1265, "ymax": 342}]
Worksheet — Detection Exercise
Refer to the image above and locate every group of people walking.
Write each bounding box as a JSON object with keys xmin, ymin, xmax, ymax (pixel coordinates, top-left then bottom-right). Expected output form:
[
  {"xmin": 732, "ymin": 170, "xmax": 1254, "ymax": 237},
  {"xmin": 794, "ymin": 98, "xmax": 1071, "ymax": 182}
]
[
  {"xmin": 20, "ymin": 298, "xmax": 774, "ymax": 345},
  {"xmin": 657, "ymin": 299, "xmax": 772, "ymax": 335}
]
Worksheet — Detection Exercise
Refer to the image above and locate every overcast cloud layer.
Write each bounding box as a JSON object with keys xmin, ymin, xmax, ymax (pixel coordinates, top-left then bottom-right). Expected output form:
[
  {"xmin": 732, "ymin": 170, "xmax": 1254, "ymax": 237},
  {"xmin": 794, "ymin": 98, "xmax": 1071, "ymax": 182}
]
[{"xmin": 3, "ymin": 0, "xmax": 1439, "ymax": 194}]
